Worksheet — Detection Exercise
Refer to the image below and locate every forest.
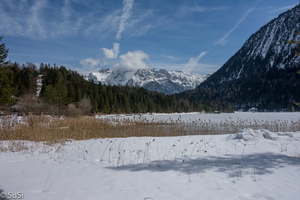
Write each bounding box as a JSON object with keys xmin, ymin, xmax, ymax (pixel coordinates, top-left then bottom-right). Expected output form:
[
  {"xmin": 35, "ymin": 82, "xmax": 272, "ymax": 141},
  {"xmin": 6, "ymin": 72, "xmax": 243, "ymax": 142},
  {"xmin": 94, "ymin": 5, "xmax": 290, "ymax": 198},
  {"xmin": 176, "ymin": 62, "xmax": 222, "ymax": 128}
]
[
  {"xmin": 0, "ymin": 62, "xmax": 193, "ymax": 114},
  {"xmin": 0, "ymin": 36, "xmax": 233, "ymax": 115},
  {"xmin": 0, "ymin": 61, "xmax": 236, "ymax": 115}
]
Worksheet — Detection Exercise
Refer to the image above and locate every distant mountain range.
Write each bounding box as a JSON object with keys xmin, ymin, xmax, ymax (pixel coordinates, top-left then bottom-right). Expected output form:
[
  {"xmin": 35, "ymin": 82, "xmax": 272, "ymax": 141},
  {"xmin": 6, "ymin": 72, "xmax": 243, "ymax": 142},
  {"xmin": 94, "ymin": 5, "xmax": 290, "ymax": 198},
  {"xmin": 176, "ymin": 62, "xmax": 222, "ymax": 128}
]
[
  {"xmin": 85, "ymin": 68, "xmax": 208, "ymax": 95},
  {"xmin": 179, "ymin": 4, "xmax": 300, "ymax": 111}
]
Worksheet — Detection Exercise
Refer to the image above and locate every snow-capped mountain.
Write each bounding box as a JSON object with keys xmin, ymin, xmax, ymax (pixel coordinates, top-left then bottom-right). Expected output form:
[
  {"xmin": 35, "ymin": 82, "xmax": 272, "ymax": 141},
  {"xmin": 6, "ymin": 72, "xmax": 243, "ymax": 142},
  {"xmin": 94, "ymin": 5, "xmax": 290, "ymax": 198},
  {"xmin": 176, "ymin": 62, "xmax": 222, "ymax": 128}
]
[
  {"xmin": 85, "ymin": 68, "xmax": 207, "ymax": 94},
  {"xmin": 180, "ymin": 5, "xmax": 300, "ymax": 111},
  {"xmin": 86, "ymin": 68, "xmax": 113, "ymax": 83},
  {"xmin": 208, "ymin": 5, "xmax": 300, "ymax": 84}
]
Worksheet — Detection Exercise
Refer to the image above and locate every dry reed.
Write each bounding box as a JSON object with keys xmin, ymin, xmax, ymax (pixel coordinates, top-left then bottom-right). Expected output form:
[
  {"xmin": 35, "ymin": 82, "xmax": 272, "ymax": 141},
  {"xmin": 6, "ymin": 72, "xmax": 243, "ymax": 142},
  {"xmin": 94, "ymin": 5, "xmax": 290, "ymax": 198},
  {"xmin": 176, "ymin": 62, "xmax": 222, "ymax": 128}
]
[{"xmin": 1, "ymin": 113, "xmax": 300, "ymax": 148}]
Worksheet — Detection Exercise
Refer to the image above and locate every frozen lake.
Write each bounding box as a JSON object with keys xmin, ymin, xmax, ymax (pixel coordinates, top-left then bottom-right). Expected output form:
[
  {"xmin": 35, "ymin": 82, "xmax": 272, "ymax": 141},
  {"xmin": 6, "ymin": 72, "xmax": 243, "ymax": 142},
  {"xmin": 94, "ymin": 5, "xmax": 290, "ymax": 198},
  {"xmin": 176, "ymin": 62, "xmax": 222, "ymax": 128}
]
[
  {"xmin": 96, "ymin": 112, "xmax": 300, "ymax": 135},
  {"xmin": 96, "ymin": 112, "xmax": 300, "ymax": 123}
]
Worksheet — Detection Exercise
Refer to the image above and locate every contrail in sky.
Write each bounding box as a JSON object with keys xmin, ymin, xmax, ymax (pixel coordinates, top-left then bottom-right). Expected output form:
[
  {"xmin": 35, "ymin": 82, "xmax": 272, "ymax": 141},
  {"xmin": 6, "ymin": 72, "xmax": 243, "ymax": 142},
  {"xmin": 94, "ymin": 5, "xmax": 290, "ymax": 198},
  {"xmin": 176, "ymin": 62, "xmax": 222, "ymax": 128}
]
[
  {"xmin": 116, "ymin": 0, "xmax": 134, "ymax": 40},
  {"xmin": 183, "ymin": 51, "xmax": 208, "ymax": 72},
  {"xmin": 183, "ymin": 1, "xmax": 260, "ymax": 73},
  {"xmin": 216, "ymin": 1, "xmax": 259, "ymax": 45}
]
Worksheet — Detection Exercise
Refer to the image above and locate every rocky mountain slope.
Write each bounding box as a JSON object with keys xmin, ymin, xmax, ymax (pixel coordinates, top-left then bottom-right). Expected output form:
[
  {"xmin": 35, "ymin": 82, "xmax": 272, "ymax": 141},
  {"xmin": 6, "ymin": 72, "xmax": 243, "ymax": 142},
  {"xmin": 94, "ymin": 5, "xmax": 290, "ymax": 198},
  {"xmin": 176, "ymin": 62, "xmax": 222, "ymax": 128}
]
[
  {"xmin": 180, "ymin": 5, "xmax": 300, "ymax": 111},
  {"xmin": 85, "ymin": 68, "xmax": 207, "ymax": 95}
]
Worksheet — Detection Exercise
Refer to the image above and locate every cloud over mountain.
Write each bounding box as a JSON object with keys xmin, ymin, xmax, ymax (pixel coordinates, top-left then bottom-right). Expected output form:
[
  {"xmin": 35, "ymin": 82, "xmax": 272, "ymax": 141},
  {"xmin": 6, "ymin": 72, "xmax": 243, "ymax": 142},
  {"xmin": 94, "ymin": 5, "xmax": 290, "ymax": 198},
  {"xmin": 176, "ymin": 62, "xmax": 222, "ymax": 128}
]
[
  {"xmin": 113, "ymin": 50, "xmax": 149, "ymax": 71},
  {"xmin": 102, "ymin": 43, "xmax": 120, "ymax": 59},
  {"xmin": 80, "ymin": 57, "xmax": 100, "ymax": 68}
]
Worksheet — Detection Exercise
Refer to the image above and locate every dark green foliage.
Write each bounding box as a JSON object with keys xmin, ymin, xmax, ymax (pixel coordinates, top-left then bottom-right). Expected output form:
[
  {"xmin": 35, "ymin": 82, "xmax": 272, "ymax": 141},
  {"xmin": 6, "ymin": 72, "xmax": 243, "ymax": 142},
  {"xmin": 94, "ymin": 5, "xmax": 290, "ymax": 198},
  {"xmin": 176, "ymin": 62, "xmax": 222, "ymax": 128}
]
[
  {"xmin": 37, "ymin": 64, "xmax": 203, "ymax": 114},
  {"xmin": 0, "ymin": 37, "xmax": 14, "ymax": 104},
  {"xmin": 11, "ymin": 63, "xmax": 38, "ymax": 96},
  {"xmin": 0, "ymin": 36, "xmax": 9, "ymax": 65},
  {"xmin": 42, "ymin": 72, "xmax": 68, "ymax": 108},
  {"xmin": 0, "ymin": 66, "xmax": 14, "ymax": 104}
]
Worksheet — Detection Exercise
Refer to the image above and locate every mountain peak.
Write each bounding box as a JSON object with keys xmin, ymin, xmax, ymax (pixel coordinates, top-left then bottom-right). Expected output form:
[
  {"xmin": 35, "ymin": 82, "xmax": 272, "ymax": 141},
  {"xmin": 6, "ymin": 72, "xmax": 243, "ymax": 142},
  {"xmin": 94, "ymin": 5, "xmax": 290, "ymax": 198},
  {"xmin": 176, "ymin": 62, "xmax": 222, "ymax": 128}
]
[
  {"xmin": 85, "ymin": 68, "xmax": 207, "ymax": 94},
  {"xmin": 181, "ymin": 5, "xmax": 300, "ymax": 111},
  {"xmin": 205, "ymin": 5, "xmax": 300, "ymax": 85}
]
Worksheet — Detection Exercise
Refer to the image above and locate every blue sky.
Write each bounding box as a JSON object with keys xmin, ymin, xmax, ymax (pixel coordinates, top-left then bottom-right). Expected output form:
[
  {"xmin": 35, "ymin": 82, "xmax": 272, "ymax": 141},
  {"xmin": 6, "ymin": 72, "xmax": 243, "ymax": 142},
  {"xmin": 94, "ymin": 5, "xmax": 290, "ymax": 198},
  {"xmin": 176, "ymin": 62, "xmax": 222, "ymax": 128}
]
[{"xmin": 0, "ymin": 0, "xmax": 298, "ymax": 76}]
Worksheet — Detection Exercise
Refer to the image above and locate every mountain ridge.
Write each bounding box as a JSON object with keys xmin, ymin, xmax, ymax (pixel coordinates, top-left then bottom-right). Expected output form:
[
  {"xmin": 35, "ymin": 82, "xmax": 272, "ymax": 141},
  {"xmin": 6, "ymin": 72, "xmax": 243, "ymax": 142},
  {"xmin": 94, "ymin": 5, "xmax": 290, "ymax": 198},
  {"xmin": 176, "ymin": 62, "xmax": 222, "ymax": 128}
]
[
  {"xmin": 179, "ymin": 5, "xmax": 300, "ymax": 111},
  {"xmin": 85, "ymin": 68, "xmax": 208, "ymax": 95}
]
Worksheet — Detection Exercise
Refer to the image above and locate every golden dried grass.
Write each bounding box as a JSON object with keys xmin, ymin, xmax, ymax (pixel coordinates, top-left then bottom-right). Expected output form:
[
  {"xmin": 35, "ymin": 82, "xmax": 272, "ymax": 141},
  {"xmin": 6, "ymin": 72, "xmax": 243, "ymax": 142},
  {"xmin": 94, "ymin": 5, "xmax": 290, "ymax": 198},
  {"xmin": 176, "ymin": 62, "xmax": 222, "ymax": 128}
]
[{"xmin": 1, "ymin": 113, "xmax": 300, "ymax": 146}]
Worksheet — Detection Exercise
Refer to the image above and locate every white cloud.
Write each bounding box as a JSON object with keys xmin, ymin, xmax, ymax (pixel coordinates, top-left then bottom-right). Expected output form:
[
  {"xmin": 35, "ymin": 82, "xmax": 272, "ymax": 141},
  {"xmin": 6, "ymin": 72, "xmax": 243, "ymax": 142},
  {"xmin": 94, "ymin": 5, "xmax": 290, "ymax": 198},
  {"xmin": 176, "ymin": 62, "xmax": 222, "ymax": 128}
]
[
  {"xmin": 83, "ymin": 10, "xmax": 120, "ymax": 40},
  {"xmin": 0, "ymin": 0, "xmax": 48, "ymax": 39},
  {"xmin": 183, "ymin": 51, "xmax": 208, "ymax": 72},
  {"xmin": 0, "ymin": 0, "xmax": 118, "ymax": 40},
  {"xmin": 25, "ymin": 0, "xmax": 48, "ymax": 39},
  {"xmin": 188, "ymin": 5, "xmax": 228, "ymax": 13},
  {"xmin": 113, "ymin": 50, "xmax": 149, "ymax": 71},
  {"xmin": 116, "ymin": 0, "xmax": 134, "ymax": 40},
  {"xmin": 102, "ymin": 43, "xmax": 120, "ymax": 59},
  {"xmin": 162, "ymin": 55, "xmax": 177, "ymax": 60},
  {"xmin": 80, "ymin": 57, "xmax": 100, "ymax": 68},
  {"xmin": 50, "ymin": 0, "xmax": 83, "ymax": 38},
  {"xmin": 216, "ymin": 3, "xmax": 258, "ymax": 45}
]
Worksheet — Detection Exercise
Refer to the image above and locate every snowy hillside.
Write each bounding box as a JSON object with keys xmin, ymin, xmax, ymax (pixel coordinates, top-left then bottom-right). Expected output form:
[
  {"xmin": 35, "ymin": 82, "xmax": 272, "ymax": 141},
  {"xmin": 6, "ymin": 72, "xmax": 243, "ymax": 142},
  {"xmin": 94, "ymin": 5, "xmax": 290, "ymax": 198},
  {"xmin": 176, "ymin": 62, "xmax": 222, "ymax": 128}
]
[
  {"xmin": 215, "ymin": 4, "xmax": 300, "ymax": 83},
  {"xmin": 85, "ymin": 68, "xmax": 207, "ymax": 94},
  {"xmin": 183, "ymin": 5, "xmax": 300, "ymax": 111}
]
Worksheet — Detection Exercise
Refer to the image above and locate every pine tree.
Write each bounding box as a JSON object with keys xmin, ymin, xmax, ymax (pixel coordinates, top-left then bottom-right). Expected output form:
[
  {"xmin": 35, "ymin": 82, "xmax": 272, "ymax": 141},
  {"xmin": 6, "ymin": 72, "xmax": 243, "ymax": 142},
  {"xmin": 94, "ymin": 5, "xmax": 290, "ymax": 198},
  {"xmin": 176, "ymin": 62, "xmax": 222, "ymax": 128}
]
[
  {"xmin": 55, "ymin": 72, "xmax": 68, "ymax": 108},
  {"xmin": 43, "ymin": 85, "xmax": 57, "ymax": 104},
  {"xmin": 0, "ymin": 36, "xmax": 9, "ymax": 65},
  {"xmin": 0, "ymin": 66, "xmax": 14, "ymax": 104},
  {"xmin": 0, "ymin": 37, "xmax": 14, "ymax": 105},
  {"xmin": 42, "ymin": 72, "xmax": 68, "ymax": 108},
  {"xmin": 123, "ymin": 94, "xmax": 131, "ymax": 113}
]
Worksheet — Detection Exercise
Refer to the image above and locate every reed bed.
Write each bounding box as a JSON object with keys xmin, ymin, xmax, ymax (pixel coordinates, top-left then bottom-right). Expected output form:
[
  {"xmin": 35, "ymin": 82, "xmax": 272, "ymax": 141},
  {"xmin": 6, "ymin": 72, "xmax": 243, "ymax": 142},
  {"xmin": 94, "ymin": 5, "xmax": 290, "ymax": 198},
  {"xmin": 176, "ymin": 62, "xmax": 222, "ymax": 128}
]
[{"xmin": 1, "ymin": 113, "xmax": 300, "ymax": 146}]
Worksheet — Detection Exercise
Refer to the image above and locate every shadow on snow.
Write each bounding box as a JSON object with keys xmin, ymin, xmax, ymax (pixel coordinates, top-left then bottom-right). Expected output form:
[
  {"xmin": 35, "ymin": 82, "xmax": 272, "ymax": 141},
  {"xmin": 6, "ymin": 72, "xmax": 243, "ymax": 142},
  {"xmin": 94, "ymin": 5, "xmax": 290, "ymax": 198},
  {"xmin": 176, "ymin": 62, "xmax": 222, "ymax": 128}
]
[{"xmin": 105, "ymin": 153, "xmax": 300, "ymax": 178}]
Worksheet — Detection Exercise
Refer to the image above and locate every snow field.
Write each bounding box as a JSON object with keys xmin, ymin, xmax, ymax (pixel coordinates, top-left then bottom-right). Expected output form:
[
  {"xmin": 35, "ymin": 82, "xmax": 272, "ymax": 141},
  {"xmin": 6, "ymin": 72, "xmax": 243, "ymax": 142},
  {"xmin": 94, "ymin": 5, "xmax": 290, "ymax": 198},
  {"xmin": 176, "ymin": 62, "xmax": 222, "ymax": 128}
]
[{"xmin": 1, "ymin": 128, "xmax": 300, "ymax": 200}]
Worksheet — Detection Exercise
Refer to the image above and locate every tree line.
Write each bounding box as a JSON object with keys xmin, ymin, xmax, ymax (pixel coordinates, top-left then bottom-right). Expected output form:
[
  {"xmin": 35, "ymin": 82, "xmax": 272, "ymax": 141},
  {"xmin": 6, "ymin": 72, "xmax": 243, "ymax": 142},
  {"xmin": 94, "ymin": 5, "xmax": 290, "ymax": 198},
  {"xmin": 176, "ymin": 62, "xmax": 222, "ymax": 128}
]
[
  {"xmin": 0, "ymin": 36, "xmax": 234, "ymax": 114},
  {"xmin": 1, "ymin": 62, "xmax": 213, "ymax": 114}
]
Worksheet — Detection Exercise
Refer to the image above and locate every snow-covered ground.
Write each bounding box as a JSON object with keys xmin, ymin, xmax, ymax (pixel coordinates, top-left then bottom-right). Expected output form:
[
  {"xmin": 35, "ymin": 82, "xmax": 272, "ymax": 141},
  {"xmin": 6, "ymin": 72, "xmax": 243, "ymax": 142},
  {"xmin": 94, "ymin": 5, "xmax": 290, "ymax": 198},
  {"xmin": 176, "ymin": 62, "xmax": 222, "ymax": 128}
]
[{"xmin": 1, "ymin": 127, "xmax": 300, "ymax": 199}]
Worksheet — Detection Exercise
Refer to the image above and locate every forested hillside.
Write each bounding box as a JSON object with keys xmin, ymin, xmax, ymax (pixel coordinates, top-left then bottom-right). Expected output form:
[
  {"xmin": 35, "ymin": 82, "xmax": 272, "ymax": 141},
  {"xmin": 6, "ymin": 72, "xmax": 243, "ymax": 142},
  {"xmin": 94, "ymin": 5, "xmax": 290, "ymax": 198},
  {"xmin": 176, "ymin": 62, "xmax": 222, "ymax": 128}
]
[
  {"xmin": 1, "ymin": 62, "xmax": 213, "ymax": 114},
  {"xmin": 0, "ymin": 34, "xmax": 235, "ymax": 115}
]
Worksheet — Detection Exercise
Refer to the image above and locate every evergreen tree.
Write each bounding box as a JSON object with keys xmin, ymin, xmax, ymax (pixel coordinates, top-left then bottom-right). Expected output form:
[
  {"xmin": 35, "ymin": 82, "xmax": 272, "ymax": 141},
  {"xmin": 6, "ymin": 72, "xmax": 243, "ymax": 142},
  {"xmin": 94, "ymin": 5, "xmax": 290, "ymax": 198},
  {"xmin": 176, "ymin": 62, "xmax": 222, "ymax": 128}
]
[
  {"xmin": 123, "ymin": 94, "xmax": 131, "ymax": 113},
  {"xmin": 0, "ymin": 66, "xmax": 14, "ymax": 104},
  {"xmin": 0, "ymin": 36, "xmax": 9, "ymax": 65},
  {"xmin": 55, "ymin": 72, "xmax": 68, "ymax": 108},
  {"xmin": 43, "ymin": 85, "xmax": 57, "ymax": 105},
  {"xmin": 0, "ymin": 37, "xmax": 14, "ymax": 105},
  {"xmin": 42, "ymin": 72, "xmax": 68, "ymax": 108}
]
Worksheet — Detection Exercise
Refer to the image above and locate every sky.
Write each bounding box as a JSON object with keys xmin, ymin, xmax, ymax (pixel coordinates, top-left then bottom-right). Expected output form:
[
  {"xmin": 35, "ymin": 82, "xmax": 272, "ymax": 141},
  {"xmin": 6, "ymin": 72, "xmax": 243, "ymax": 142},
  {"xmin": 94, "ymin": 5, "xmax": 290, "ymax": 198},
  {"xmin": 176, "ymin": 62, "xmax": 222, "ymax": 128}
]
[{"xmin": 0, "ymin": 0, "xmax": 299, "ymax": 76}]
